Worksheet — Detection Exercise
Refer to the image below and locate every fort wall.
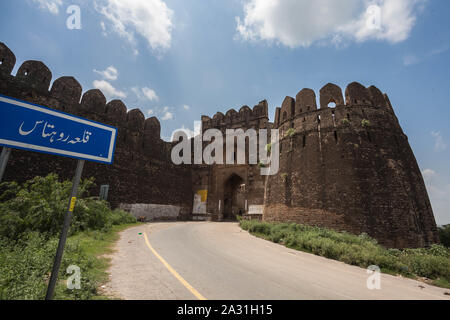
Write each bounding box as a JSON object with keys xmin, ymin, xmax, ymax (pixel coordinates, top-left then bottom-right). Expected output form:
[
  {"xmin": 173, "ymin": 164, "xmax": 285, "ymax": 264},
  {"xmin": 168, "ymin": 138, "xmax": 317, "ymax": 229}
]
[
  {"xmin": 265, "ymin": 82, "xmax": 438, "ymax": 248},
  {"xmin": 195, "ymin": 101, "xmax": 271, "ymax": 221},
  {"xmin": 0, "ymin": 42, "xmax": 439, "ymax": 247},
  {"xmin": 0, "ymin": 42, "xmax": 193, "ymax": 214}
]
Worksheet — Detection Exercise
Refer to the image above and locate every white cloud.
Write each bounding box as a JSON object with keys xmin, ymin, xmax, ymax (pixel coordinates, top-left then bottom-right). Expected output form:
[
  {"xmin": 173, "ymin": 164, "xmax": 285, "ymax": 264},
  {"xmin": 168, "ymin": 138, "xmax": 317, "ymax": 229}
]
[
  {"xmin": 93, "ymin": 66, "xmax": 119, "ymax": 81},
  {"xmin": 30, "ymin": 0, "xmax": 63, "ymax": 15},
  {"xmin": 430, "ymin": 46, "xmax": 449, "ymax": 56},
  {"xmin": 179, "ymin": 126, "xmax": 196, "ymax": 139},
  {"xmin": 403, "ymin": 46, "xmax": 449, "ymax": 67},
  {"xmin": 93, "ymin": 80, "xmax": 127, "ymax": 100},
  {"xmin": 422, "ymin": 169, "xmax": 436, "ymax": 179},
  {"xmin": 142, "ymin": 87, "xmax": 159, "ymax": 102},
  {"xmin": 145, "ymin": 106, "xmax": 174, "ymax": 121},
  {"xmin": 131, "ymin": 87, "xmax": 141, "ymax": 97},
  {"xmin": 162, "ymin": 111, "xmax": 174, "ymax": 121},
  {"xmin": 403, "ymin": 54, "xmax": 420, "ymax": 66},
  {"xmin": 100, "ymin": 21, "xmax": 108, "ymax": 36},
  {"xmin": 159, "ymin": 106, "xmax": 174, "ymax": 120},
  {"xmin": 96, "ymin": 0, "xmax": 173, "ymax": 53},
  {"xmin": 132, "ymin": 86, "xmax": 159, "ymax": 102},
  {"xmin": 431, "ymin": 131, "xmax": 447, "ymax": 152},
  {"xmin": 235, "ymin": 0, "xmax": 426, "ymax": 48},
  {"xmin": 183, "ymin": 105, "xmax": 190, "ymax": 111}
]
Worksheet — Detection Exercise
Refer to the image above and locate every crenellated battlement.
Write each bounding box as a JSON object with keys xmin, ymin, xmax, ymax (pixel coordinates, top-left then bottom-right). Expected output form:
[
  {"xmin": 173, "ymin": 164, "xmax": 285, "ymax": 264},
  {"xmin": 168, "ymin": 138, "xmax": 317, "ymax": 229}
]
[
  {"xmin": 0, "ymin": 42, "xmax": 16, "ymax": 75},
  {"xmin": 276, "ymin": 82, "xmax": 393, "ymax": 129},
  {"xmin": 0, "ymin": 42, "xmax": 167, "ymax": 154},
  {"xmin": 50, "ymin": 76, "xmax": 83, "ymax": 105},
  {"xmin": 0, "ymin": 42, "xmax": 192, "ymax": 212},
  {"xmin": 264, "ymin": 81, "xmax": 438, "ymax": 248},
  {"xmin": 0, "ymin": 42, "xmax": 439, "ymax": 248},
  {"xmin": 201, "ymin": 100, "xmax": 269, "ymax": 132}
]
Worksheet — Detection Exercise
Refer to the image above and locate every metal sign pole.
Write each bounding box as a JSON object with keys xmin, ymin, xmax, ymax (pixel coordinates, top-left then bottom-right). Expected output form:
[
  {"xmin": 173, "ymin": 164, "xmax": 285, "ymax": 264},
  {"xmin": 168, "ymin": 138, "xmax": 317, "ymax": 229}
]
[
  {"xmin": 0, "ymin": 147, "xmax": 12, "ymax": 183},
  {"xmin": 45, "ymin": 159, "xmax": 85, "ymax": 300}
]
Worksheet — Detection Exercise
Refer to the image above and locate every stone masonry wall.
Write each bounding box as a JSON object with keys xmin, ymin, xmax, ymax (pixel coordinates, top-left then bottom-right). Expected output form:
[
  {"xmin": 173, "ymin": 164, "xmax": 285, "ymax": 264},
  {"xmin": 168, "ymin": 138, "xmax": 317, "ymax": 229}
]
[
  {"xmin": 265, "ymin": 82, "xmax": 439, "ymax": 248},
  {"xmin": 0, "ymin": 42, "xmax": 193, "ymax": 213},
  {"xmin": 0, "ymin": 41, "xmax": 440, "ymax": 248}
]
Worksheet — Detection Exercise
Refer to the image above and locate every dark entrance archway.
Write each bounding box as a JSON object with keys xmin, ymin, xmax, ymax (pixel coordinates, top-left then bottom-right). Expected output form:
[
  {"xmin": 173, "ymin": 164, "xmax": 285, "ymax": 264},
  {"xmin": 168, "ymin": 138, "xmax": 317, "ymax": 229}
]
[{"xmin": 223, "ymin": 174, "xmax": 245, "ymax": 220}]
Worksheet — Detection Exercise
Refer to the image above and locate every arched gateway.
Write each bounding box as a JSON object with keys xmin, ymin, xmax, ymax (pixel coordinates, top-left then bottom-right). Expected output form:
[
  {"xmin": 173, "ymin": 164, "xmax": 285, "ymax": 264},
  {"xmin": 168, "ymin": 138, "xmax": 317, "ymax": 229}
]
[{"xmin": 223, "ymin": 174, "xmax": 245, "ymax": 220}]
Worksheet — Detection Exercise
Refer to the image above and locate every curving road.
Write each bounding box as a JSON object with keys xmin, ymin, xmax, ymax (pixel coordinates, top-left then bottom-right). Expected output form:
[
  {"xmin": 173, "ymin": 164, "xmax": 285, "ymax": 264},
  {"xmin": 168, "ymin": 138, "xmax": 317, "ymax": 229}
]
[{"xmin": 102, "ymin": 222, "xmax": 450, "ymax": 300}]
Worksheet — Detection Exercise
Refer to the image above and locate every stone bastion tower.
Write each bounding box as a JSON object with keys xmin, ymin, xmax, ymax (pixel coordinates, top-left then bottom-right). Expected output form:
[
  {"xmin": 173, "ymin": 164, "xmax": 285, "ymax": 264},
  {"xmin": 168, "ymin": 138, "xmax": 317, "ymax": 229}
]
[
  {"xmin": 263, "ymin": 84, "xmax": 439, "ymax": 248},
  {"xmin": 0, "ymin": 42, "xmax": 439, "ymax": 248}
]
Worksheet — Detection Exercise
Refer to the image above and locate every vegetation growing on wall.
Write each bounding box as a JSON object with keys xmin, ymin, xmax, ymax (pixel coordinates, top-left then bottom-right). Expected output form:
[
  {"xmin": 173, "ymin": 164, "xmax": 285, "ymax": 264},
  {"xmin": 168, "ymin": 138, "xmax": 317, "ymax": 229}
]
[
  {"xmin": 286, "ymin": 128, "xmax": 296, "ymax": 137},
  {"xmin": 361, "ymin": 119, "xmax": 371, "ymax": 127}
]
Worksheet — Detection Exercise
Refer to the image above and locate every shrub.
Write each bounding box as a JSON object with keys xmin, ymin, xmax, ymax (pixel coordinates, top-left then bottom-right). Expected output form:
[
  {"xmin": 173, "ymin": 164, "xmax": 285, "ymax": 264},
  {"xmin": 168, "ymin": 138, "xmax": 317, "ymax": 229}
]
[
  {"xmin": 438, "ymin": 225, "xmax": 450, "ymax": 247},
  {"xmin": 0, "ymin": 174, "xmax": 136, "ymax": 240},
  {"xmin": 0, "ymin": 232, "xmax": 97, "ymax": 300},
  {"xmin": 401, "ymin": 253, "xmax": 450, "ymax": 280},
  {"xmin": 0, "ymin": 174, "xmax": 138, "ymax": 300},
  {"xmin": 239, "ymin": 220, "xmax": 450, "ymax": 287},
  {"xmin": 269, "ymin": 231, "xmax": 283, "ymax": 243}
]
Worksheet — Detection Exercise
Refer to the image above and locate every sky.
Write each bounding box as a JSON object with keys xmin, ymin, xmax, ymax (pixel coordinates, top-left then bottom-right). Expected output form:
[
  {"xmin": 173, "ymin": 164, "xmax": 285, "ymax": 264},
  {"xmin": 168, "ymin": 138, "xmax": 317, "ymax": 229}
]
[{"xmin": 0, "ymin": 0, "xmax": 449, "ymax": 225}]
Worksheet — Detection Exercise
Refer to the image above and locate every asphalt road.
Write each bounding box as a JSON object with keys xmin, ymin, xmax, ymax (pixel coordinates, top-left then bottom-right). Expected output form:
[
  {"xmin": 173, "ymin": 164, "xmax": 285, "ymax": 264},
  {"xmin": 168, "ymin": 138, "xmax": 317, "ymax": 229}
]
[{"xmin": 103, "ymin": 222, "xmax": 450, "ymax": 300}]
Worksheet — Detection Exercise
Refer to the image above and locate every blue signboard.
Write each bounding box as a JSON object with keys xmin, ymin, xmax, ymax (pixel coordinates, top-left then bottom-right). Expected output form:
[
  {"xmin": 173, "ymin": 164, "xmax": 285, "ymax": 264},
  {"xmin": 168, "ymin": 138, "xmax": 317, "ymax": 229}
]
[{"xmin": 0, "ymin": 94, "xmax": 117, "ymax": 164}]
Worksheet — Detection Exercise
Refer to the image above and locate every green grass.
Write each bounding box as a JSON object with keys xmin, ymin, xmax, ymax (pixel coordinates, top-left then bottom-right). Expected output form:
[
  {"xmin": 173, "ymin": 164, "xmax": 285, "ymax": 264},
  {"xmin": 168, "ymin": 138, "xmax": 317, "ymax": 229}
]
[
  {"xmin": 0, "ymin": 223, "xmax": 140, "ymax": 300},
  {"xmin": 239, "ymin": 219, "xmax": 450, "ymax": 289},
  {"xmin": 60, "ymin": 223, "xmax": 142, "ymax": 300},
  {"xmin": 0, "ymin": 174, "xmax": 140, "ymax": 300}
]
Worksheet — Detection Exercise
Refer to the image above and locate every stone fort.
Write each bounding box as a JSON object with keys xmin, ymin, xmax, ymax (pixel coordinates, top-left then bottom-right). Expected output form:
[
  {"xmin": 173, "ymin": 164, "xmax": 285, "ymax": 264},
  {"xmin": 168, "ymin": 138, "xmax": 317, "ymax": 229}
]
[{"xmin": 0, "ymin": 42, "xmax": 439, "ymax": 248}]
